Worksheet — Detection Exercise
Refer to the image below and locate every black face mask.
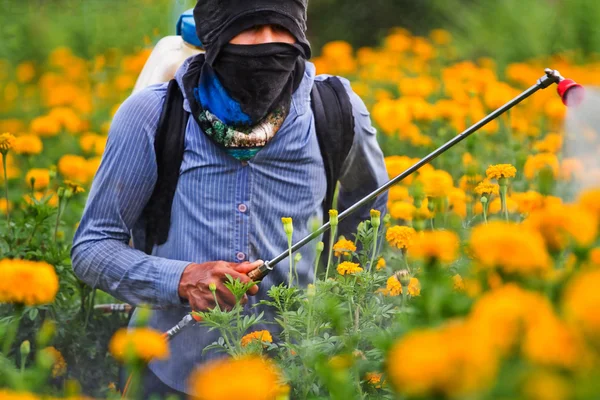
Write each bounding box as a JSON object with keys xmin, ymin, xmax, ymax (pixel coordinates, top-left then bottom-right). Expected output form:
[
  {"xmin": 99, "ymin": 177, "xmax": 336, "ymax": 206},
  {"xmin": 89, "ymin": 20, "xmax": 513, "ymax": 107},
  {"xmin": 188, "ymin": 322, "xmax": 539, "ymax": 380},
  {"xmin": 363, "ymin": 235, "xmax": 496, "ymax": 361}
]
[{"xmin": 211, "ymin": 42, "xmax": 306, "ymax": 124}]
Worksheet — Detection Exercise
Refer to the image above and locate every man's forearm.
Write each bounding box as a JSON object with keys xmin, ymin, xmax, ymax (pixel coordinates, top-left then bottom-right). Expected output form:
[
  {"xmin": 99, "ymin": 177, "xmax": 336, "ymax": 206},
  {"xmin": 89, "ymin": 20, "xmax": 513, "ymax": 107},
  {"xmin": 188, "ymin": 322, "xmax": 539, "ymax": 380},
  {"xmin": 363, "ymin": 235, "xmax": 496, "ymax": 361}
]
[{"xmin": 71, "ymin": 238, "xmax": 190, "ymax": 309}]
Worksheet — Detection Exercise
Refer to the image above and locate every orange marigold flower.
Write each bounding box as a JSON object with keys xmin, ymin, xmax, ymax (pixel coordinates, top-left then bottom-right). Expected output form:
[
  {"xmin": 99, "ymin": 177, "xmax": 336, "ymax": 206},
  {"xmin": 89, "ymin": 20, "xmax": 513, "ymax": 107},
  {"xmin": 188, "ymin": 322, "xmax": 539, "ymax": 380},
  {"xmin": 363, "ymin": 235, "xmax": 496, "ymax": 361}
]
[
  {"xmin": 563, "ymin": 269, "xmax": 600, "ymax": 344},
  {"xmin": 25, "ymin": 169, "xmax": 50, "ymax": 190},
  {"xmin": 41, "ymin": 346, "xmax": 67, "ymax": 377},
  {"xmin": 409, "ymin": 230, "xmax": 459, "ymax": 264},
  {"xmin": 418, "ymin": 169, "xmax": 454, "ymax": 198},
  {"xmin": 524, "ymin": 153, "xmax": 559, "ymax": 180},
  {"xmin": 389, "ymin": 201, "xmax": 416, "ymax": 221},
  {"xmin": 13, "ymin": 134, "xmax": 43, "ymax": 156},
  {"xmin": 578, "ymin": 188, "xmax": 600, "ymax": 222},
  {"xmin": 474, "ymin": 180, "xmax": 499, "ymax": 196},
  {"xmin": 486, "ymin": 164, "xmax": 517, "ymax": 180},
  {"xmin": 386, "ymin": 226, "xmax": 416, "ymax": 250},
  {"xmin": 0, "ymin": 259, "xmax": 58, "ymax": 305},
  {"xmin": 337, "ymin": 261, "xmax": 363, "ymax": 276},
  {"xmin": 0, "ymin": 132, "xmax": 16, "ymax": 153},
  {"xmin": 188, "ymin": 356, "xmax": 286, "ymax": 400},
  {"xmin": 382, "ymin": 275, "xmax": 421, "ymax": 297},
  {"xmin": 109, "ymin": 328, "xmax": 169, "ymax": 363},
  {"xmin": 333, "ymin": 238, "xmax": 357, "ymax": 257},
  {"xmin": 241, "ymin": 330, "xmax": 273, "ymax": 347}
]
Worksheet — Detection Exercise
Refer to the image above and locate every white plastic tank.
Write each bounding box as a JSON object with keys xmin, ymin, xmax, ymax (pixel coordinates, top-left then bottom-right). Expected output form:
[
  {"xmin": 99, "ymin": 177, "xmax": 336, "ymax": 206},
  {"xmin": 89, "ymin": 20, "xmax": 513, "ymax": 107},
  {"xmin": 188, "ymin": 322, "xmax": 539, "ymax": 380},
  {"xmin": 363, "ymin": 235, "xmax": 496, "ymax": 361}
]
[{"xmin": 133, "ymin": 9, "xmax": 204, "ymax": 94}]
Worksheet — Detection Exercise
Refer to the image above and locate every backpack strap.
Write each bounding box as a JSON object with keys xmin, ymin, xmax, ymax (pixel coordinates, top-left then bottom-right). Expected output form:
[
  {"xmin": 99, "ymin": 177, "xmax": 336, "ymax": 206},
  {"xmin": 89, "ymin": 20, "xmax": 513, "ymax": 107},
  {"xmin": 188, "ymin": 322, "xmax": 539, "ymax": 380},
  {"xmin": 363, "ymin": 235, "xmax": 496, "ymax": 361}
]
[
  {"xmin": 310, "ymin": 77, "xmax": 356, "ymax": 222},
  {"xmin": 142, "ymin": 79, "xmax": 189, "ymax": 255}
]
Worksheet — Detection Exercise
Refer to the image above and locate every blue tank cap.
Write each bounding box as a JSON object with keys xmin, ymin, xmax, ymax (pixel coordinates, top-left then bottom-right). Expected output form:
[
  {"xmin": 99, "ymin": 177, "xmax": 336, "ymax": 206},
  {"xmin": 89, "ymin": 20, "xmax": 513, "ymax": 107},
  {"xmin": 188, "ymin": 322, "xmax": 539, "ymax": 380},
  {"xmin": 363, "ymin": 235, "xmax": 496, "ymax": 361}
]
[{"xmin": 176, "ymin": 9, "xmax": 203, "ymax": 48}]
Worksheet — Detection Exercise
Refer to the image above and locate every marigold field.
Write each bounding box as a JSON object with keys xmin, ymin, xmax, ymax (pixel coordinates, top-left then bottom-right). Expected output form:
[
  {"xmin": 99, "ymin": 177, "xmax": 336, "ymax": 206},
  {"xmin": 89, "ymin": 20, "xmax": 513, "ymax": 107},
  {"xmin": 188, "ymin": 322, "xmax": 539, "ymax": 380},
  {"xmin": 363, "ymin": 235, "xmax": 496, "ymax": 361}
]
[{"xmin": 1, "ymin": 27, "xmax": 600, "ymax": 399}]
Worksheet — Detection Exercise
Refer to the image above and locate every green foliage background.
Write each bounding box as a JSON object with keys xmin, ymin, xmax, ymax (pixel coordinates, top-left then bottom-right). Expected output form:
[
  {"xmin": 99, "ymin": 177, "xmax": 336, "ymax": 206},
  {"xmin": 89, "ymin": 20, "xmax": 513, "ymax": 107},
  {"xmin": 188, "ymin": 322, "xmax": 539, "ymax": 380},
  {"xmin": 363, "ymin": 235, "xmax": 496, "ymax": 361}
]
[{"xmin": 2, "ymin": 0, "xmax": 600, "ymax": 66}]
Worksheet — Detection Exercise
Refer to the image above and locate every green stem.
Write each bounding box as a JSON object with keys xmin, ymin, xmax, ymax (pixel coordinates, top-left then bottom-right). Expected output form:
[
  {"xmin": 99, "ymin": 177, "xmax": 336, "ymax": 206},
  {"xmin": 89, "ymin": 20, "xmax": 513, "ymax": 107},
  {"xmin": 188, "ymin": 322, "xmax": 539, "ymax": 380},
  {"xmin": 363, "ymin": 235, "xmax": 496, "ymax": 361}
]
[
  {"xmin": 313, "ymin": 246, "xmax": 324, "ymax": 283},
  {"xmin": 500, "ymin": 184, "xmax": 509, "ymax": 221},
  {"xmin": 368, "ymin": 224, "xmax": 379, "ymax": 272},
  {"xmin": 287, "ymin": 237, "xmax": 293, "ymax": 286},
  {"xmin": 3, "ymin": 307, "xmax": 22, "ymax": 356},
  {"xmin": 84, "ymin": 288, "xmax": 97, "ymax": 330},
  {"xmin": 325, "ymin": 226, "xmax": 338, "ymax": 280},
  {"xmin": 25, "ymin": 223, "xmax": 39, "ymax": 247},
  {"xmin": 2, "ymin": 154, "xmax": 10, "ymax": 238}
]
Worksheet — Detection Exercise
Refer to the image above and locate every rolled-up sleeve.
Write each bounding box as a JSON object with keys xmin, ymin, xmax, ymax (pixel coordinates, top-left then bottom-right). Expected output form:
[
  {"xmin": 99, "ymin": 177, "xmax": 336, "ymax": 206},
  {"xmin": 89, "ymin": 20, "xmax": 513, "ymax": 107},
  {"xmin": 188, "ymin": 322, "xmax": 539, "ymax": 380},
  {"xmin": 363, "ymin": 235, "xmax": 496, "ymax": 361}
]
[
  {"xmin": 71, "ymin": 87, "xmax": 190, "ymax": 308},
  {"xmin": 335, "ymin": 77, "xmax": 389, "ymax": 240}
]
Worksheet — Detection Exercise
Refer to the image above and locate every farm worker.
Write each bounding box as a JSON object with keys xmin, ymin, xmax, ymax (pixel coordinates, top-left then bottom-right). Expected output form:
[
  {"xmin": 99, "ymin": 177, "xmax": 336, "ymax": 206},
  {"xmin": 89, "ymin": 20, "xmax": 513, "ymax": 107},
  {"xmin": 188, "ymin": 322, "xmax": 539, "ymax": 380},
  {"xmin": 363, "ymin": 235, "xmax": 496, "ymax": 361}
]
[{"xmin": 71, "ymin": 0, "xmax": 388, "ymax": 397}]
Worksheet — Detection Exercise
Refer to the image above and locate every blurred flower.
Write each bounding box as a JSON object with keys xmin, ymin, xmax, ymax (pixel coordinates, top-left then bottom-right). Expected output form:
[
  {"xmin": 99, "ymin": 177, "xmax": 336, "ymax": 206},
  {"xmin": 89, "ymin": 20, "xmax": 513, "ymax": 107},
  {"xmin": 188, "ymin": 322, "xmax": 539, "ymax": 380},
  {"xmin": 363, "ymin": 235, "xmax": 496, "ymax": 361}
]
[
  {"xmin": 563, "ymin": 269, "xmax": 600, "ymax": 343},
  {"xmin": 0, "ymin": 390, "xmax": 40, "ymax": 399},
  {"xmin": 42, "ymin": 346, "xmax": 67, "ymax": 377},
  {"xmin": 409, "ymin": 230, "xmax": 459, "ymax": 264},
  {"xmin": 578, "ymin": 188, "xmax": 600, "ymax": 223},
  {"xmin": 365, "ymin": 372, "xmax": 383, "ymax": 388},
  {"xmin": 429, "ymin": 29, "xmax": 452, "ymax": 45},
  {"xmin": 0, "ymin": 259, "xmax": 58, "ymax": 305},
  {"xmin": 386, "ymin": 225, "xmax": 416, "ymax": 250},
  {"xmin": 109, "ymin": 328, "xmax": 168, "ymax": 363},
  {"xmin": 533, "ymin": 133, "xmax": 563, "ymax": 153},
  {"xmin": 333, "ymin": 238, "xmax": 357, "ymax": 257},
  {"xmin": 389, "ymin": 201, "xmax": 415, "ymax": 221},
  {"xmin": 387, "ymin": 321, "xmax": 497, "ymax": 398},
  {"xmin": 58, "ymin": 154, "xmax": 89, "ymax": 183},
  {"xmin": 485, "ymin": 164, "xmax": 516, "ymax": 180},
  {"xmin": 376, "ymin": 257, "xmax": 386, "ymax": 270},
  {"xmin": 469, "ymin": 222, "xmax": 550, "ymax": 277},
  {"xmin": 25, "ymin": 169, "xmax": 50, "ymax": 190},
  {"xmin": 522, "ymin": 371, "xmax": 569, "ymax": 400},
  {"xmin": 13, "ymin": 134, "xmax": 43, "ymax": 156},
  {"xmin": 512, "ymin": 191, "xmax": 545, "ymax": 214},
  {"xmin": 63, "ymin": 180, "xmax": 85, "ymax": 195},
  {"xmin": 241, "ymin": 330, "xmax": 273, "ymax": 347},
  {"xmin": 524, "ymin": 153, "xmax": 559, "ymax": 180},
  {"xmin": 526, "ymin": 204, "xmax": 598, "ymax": 251},
  {"xmin": 30, "ymin": 115, "xmax": 61, "ymax": 137},
  {"xmin": 452, "ymin": 274, "xmax": 465, "ymax": 291},
  {"xmin": 188, "ymin": 356, "xmax": 286, "ymax": 400},
  {"xmin": 418, "ymin": 169, "xmax": 454, "ymax": 198},
  {"xmin": 337, "ymin": 261, "xmax": 363, "ymax": 276}
]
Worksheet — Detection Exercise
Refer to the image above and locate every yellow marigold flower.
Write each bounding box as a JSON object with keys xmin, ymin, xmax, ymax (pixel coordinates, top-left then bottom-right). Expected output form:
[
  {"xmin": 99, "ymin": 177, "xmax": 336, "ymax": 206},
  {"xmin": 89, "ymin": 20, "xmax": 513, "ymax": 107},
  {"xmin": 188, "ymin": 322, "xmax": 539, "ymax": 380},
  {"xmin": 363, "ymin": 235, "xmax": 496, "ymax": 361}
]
[
  {"xmin": 469, "ymin": 222, "xmax": 550, "ymax": 276},
  {"xmin": 13, "ymin": 135, "xmax": 43, "ymax": 156},
  {"xmin": 25, "ymin": 169, "xmax": 50, "ymax": 190},
  {"xmin": 41, "ymin": 346, "xmax": 67, "ymax": 377},
  {"xmin": 376, "ymin": 257, "xmax": 386, "ymax": 270},
  {"xmin": 383, "ymin": 275, "xmax": 420, "ymax": 297},
  {"xmin": 0, "ymin": 132, "xmax": 16, "ymax": 153},
  {"xmin": 474, "ymin": 180, "xmax": 499, "ymax": 196},
  {"xmin": 512, "ymin": 191, "xmax": 545, "ymax": 214},
  {"xmin": 30, "ymin": 115, "xmax": 61, "ymax": 137},
  {"xmin": 188, "ymin": 356, "xmax": 285, "ymax": 400},
  {"xmin": 109, "ymin": 328, "xmax": 169, "ymax": 363},
  {"xmin": 409, "ymin": 230, "xmax": 459, "ymax": 264},
  {"xmin": 469, "ymin": 284, "xmax": 555, "ymax": 355},
  {"xmin": 58, "ymin": 154, "xmax": 89, "ymax": 183},
  {"xmin": 418, "ymin": 169, "xmax": 454, "ymax": 198},
  {"xmin": 430, "ymin": 29, "xmax": 452, "ymax": 45},
  {"xmin": 0, "ymin": 259, "xmax": 58, "ymax": 305},
  {"xmin": 522, "ymin": 313, "xmax": 585, "ymax": 370},
  {"xmin": 524, "ymin": 153, "xmax": 559, "ymax": 180},
  {"xmin": 563, "ymin": 269, "xmax": 600, "ymax": 343},
  {"xmin": 16, "ymin": 61, "xmax": 36, "ymax": 83},
  {"xmin": 578, "ymin": 188, "xmax": 600, "ymax": 222},
  {"xmin": 389, "ymin": 201, "xmax": 415, "ymax": 221},
  {"xmin": 333, "ymin": 238, "xmax": 357, "ymax": 257},
  {"xmin": 459, "ymin": 174, "xmax": 483, "ymax": 192},
  {"xmin": 486, "ymin": 164, "xmax": 517, "ymax": 180},
  {"xmin": 525, "ymin": 204, "xmax": 598, "ymax": 251},
  {"xmin": 387, "ymin": 321, "xmax": 497, "ymax": 398},
  {"xmin": 337, "ymin": 261, "xmax": 363, "ymax": 276},
  {"xmin": 63, "ymin": 180, "xmax": 85, "ymax": 195},
  {"xmin": 388, "ymin": 185, "xmax": 410, "ymax": 203},
  {"xmin": 487, "ymin": 197, "xmax": 518, "ymax": 215},
  {"xmin": 365, "ymin": 372, "xmax": 383, "ymax": 388},
  {"xmin": 240, "ymin": 330, "xmax": 273, "ymax": 347},
  {"xmin": 386, "ymin": 226, "xmax": 416, "ymax": 250},
  {"xmin": 533, "ymin": 132, "xmax": 563, "ymax": 154},
  {"xmin": 590, "ymin": 248, "xmax": 600, "ymax": 266}
]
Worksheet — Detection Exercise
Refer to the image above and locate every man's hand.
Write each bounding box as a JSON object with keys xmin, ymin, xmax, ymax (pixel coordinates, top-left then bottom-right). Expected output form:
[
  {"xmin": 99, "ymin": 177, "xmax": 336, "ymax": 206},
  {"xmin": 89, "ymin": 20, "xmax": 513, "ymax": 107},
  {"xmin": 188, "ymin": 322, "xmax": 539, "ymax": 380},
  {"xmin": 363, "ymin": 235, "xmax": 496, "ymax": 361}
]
[{"xmin": 178, "ymin": 260, "xmax": 262, "ymax": 312}]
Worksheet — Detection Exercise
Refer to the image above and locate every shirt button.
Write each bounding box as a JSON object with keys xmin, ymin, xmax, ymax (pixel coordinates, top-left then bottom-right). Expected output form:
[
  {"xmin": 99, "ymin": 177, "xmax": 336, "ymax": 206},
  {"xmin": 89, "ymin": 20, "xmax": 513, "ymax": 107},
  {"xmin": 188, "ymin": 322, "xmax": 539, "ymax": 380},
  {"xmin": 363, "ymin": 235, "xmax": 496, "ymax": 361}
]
[
  {"xmin": 236, "ymin": 252, "xmax": 246, "ymax": 261},
  {"xmin": 238, "ymin": 203, "xmax": 248, "ymax": 213}
]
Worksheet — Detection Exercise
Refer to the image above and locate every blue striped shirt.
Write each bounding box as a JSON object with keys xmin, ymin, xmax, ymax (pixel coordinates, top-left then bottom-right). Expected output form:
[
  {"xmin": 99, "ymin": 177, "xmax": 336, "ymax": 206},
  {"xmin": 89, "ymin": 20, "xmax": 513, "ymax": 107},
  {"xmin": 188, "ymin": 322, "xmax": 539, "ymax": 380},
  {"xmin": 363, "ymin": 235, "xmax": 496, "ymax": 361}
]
[{"xmin": 72, "ymin": 59, "xmax": 388, "ymax": 393}]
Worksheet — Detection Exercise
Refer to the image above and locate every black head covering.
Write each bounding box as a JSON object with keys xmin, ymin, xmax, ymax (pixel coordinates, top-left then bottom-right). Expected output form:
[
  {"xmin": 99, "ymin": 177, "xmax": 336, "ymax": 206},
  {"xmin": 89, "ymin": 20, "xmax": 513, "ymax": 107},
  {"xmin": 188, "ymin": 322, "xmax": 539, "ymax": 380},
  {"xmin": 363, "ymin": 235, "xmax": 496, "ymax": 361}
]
[{"xmin": 193, "ymin": 0, "xmax": 311, "ymax": 64}]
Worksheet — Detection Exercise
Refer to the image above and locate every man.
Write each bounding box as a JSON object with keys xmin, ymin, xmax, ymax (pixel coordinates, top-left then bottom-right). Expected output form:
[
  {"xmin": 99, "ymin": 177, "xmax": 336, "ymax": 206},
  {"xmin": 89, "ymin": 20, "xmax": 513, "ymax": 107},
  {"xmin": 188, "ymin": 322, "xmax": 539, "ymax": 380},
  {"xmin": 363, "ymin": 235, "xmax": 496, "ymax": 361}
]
[{"xmin": 72, "ymin": 0, "xmax": 388, "ymax": 397}]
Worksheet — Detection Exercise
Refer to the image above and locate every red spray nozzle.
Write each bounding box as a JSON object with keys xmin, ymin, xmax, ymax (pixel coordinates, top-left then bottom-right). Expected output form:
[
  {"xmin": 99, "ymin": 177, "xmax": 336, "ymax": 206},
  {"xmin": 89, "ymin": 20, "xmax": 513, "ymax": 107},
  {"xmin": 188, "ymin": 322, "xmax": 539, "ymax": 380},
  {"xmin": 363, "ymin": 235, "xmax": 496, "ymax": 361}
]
[{"xmin": 557, "ymin": 78, "xmax": 585, "ymax": 107}]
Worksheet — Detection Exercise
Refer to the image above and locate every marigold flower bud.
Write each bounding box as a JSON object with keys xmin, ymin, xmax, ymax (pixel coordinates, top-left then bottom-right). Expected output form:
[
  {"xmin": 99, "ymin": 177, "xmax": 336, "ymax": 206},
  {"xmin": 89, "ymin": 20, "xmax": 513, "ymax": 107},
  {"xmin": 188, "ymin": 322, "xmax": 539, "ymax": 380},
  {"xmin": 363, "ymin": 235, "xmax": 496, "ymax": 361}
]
[
  {"xmin": 307, "ymin": 283, "xmax": 316, "ymax": 297},
  {"xmin": 329, "ymin": 209, "xmax": 339, "ymax": 227},
  {"xmin": 370, "ymin": 209, "xmax": 381, "ymax": 228},
  {"xmin": 395, "ymin": 269, "xmax": 411, "ymax": 287},
  {"xmin": 316, "ymin": 241, "xmax": 324, "ymax": 252},
  {"xmin": 294, "ymin": 253, "xmax": 302, "ymax": 263},
  {"xmin": 209, "ymin": 282, "xmax": 217, "ymax": 292},
  {"xmin": 20, "ymin": 340, "xmax": 31, "ymax": 359},
  {"xmin": 281, "ymin": 217, "xmax": 293, "ymax": 236}
]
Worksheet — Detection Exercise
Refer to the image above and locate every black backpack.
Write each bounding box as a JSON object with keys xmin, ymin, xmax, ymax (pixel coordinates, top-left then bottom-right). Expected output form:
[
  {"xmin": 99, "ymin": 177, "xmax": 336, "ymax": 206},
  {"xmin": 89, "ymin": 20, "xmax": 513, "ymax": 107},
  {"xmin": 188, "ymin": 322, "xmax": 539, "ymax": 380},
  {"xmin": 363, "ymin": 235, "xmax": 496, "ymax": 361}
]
[{"xmin": 142, "ymin": 77, "xmax": 355, "ymax": 255}]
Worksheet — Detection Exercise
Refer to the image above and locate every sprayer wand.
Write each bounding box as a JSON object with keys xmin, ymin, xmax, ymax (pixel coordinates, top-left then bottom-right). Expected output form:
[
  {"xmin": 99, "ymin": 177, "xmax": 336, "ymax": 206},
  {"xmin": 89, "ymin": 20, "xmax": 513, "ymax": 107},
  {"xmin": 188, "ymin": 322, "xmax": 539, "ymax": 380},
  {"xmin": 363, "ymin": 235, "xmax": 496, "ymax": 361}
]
[{"xmin": 138, "ymin": 68, "xmax": 584, "ymax": 341}]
